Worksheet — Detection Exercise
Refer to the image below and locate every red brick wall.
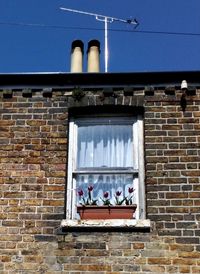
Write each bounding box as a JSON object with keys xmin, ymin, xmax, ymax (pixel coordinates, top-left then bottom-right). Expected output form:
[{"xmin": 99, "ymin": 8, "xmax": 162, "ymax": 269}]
[{"xmin": 0, "ymin": 88, "xmax": 200, "ymax": 273}]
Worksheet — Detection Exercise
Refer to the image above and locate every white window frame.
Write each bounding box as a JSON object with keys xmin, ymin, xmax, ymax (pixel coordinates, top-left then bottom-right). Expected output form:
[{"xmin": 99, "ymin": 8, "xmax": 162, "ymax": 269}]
[{"xmin": 66, "ymin": 114, "xmax": 145, "ymax": 220}]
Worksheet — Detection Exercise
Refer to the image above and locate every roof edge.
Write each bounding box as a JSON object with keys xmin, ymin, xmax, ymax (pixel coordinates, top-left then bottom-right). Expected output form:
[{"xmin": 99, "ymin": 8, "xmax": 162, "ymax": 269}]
[{"xmin": 0, "ymin": 71, "xmax": 200, "ymax": 89}]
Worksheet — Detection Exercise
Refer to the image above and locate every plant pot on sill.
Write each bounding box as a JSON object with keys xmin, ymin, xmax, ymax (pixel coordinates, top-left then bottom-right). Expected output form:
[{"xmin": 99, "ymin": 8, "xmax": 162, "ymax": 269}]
[{"xmin": 77, "ymin": 205, "xmax": 137, "ymax": 220}]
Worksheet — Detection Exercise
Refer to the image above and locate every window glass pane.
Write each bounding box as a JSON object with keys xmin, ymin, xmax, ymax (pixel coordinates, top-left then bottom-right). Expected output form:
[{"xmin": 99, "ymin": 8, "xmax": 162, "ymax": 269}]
[
  {"xmin": 76, "ymin": 174, "xmax": 136, "ymax": 206},
  {"xmin": 77, "ymin": 124, "xmax": 133, "ymax": 168}
]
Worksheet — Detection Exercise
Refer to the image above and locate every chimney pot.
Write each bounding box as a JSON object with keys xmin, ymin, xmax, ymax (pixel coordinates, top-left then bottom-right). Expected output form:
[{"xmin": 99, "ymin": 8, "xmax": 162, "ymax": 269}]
[
  {"xmin": 87, "ymin": 39, "xmax": 100, "ymax": 73},
  {"xmin": 70, "ymin": 40, "xmax": 84, "ymax": 73}
]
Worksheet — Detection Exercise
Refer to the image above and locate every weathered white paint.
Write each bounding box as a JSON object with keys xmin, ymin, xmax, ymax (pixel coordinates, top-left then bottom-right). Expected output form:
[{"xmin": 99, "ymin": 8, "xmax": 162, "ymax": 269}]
[
  {"xmin": 66, "ymin": 118, "xmax": 77, "ymax": 219},
  {"xmin": 61, "ymin": 218, "xmax": 150, "ymax": 228},
  {"xmin": 138, "ymin": 115, "xmax": 145, "ymax": 219}
]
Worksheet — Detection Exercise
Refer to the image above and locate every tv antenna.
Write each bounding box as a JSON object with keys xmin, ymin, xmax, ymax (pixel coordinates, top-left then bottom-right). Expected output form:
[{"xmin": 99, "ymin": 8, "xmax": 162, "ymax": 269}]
[{"xmin": 60, "ymin": 7, "xmax": 139, "ymax": 72}]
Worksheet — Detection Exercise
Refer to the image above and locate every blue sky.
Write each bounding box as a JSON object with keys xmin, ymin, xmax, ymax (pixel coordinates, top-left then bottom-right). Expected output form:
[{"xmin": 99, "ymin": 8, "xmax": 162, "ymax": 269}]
[{"xmin": 0, "ymin": 0, "xmax": 200, "ymax": 73}]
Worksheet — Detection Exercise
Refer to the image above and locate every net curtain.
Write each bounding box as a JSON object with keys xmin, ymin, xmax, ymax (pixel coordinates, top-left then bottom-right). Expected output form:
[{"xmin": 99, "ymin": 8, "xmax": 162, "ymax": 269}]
[{"xmin": 76, "ymin": 124, "xmax": 134, "ymax": 205}]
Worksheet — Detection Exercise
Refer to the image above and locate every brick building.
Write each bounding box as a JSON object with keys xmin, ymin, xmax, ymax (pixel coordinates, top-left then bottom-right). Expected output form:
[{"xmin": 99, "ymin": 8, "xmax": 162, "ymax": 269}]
[{"xmin": 1, "ymin": 43, "xmax": 200, "ymax": 273}]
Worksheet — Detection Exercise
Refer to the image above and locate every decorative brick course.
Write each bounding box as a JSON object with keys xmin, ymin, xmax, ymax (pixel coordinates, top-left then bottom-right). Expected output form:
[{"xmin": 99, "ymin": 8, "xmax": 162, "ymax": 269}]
[{"xmin": 0, "ymin": 86, "xmax": 200, "ymax": 273}]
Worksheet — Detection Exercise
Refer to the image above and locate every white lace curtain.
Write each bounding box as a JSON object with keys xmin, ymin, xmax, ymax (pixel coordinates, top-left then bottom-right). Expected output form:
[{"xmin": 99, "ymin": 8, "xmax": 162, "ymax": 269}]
[
  {"xmin": 76, "ymin": 123, "xmax": 135, "ymax": 205},
  {"xmin": 77, "ymin": 124, "xmax": 133, "ymax": 168}
]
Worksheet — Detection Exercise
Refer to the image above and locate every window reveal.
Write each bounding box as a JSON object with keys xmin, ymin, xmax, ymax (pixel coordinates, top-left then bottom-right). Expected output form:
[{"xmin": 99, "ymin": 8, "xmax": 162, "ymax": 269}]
[{"xmin": 66, "ymin": 115, "xmax": 145, "ymax": 220}]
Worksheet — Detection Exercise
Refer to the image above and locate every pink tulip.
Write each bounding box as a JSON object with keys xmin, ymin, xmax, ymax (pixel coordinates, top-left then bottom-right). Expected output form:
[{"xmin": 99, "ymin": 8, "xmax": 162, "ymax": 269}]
[
  {"xmin": 78, "ymin": 189, "xmax": 83, "ymax": 196},
  {"xmin": 116, "ymin": 191, "xmax": 122, "ymax": 196},
  {"xmin": 128, "ymin": 187, "xmax": 134, "ymax": 194},
  {"xmin": 88, "ymin": 185, "xmax": 94, "ymax": 192}
]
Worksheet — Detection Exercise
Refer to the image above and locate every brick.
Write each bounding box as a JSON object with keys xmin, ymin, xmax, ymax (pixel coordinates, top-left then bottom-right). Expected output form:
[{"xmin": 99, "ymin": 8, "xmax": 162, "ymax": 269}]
[
  {"xmin": 63, "ymin": 264, "xmax": 89, "ymax": 271},
  {"xmin": 42, "ymin": 214, "xmax": 63, "ymax": 220},
  {"xmin": 26, "ymin": 120, "xmax": 46, "ymax": 126},
  {"xmin": 192, "ymin": 266, "xmax": 200, "ymax": 273},
  {"xmin": 44, "ymin": 185, "xmax": 64, "ymax": 191},
  {"xmin": 0, "ymin": 120, "xmax": 15, "ymax": 126},
  {"xmin": 176, "ymin": 237, "xmax": 199, "ymax": 244},
  {"xmin": 19, "ymin": 214, "xmax": 41, "ymax": 220},
  {"xmin": 159, "ymin": 229, "xmax": 182, "ymax": 237},
  {"xmin": 182, "ymin": 170, "xmax": 200, "ymax": 176},
  {"xmin": 21, "ymin": 199, "xmax": 42, "ymax": 206},
  {"xmin": 173, "ymin": 258, "xmax": 196, "ymax": 265},
  {"xmin": 142, "ymin": 265, "xmax": 166, "ymax": 272},
  {"xmin": 166, "ymin": 192, "xmax": 188, "ymax": 199},
  {"xmin": 2, "ymin": 221, "xmax": 23, "ymax": 227},
  {"xmin": 21, "ymin": 185, "xmax": 43, "ymax": 191},
  {"xmin": 178, "ymin": 251, "xmax": 200, "ymax": 259},
  {"xmin": 43, "ymin": 200, "xmax": 64, "ymax": 206},
  {"xmin": 146, "ymin": 156, "xmax": 168, "ymax": 163},
  {"xmin": 23, "ymin": 158, "xmax": 45, "ymax": 164},
  {"xmin": 148, "ymin": 258, "xmax": 171, "ymax": 265},
  {"xmin": 34, "ymin": 235, "xmax": 57, "ymax": 242},
  {"xmin": 3, "ymin": 192, "xmax": 25, "ymax": 199},
  {"xmin": 4, "ymin": 206, "xmax": 25, "ymax": 213},
  {"xmin": 166, "ymin": 207, "xmax": 189, "ymax": 214},
  {"xmin": 88, "ymin": 265, "xmax": 111, "ymax": 271},
  {"xmin": 162, "ymin": 177, "xmax": 187, "ymax": 185},
  {"xmin": 148, "ymin": 215, "xmax": 172, "ymax": 221},
  {"xmin": 170, "ymin": 244, "xmax": 194, "ymax": 252},
  {"xmin": 0, "ymin": 235, "xmax": 22, "ymax": 241},
  {"xmin": 189, "ymin": 192, "xmax": 200, "ymax": 198}
]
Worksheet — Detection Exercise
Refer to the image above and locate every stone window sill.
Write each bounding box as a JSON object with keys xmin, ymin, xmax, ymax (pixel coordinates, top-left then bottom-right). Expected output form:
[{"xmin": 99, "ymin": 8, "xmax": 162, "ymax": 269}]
[{"xmin": 60, "ymin": 219, "xmax": 151, "ymax": 232}]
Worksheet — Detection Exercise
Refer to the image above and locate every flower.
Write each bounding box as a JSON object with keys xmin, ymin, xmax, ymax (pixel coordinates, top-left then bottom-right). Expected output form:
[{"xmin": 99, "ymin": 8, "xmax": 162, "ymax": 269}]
[
  {"xmin": 78, "ymin": 189, "xmax": 83, "ymax": 196},
  {"xmin": 88, "ymin": 185, "xmax": 94, "ymax": 192},
  {"xmin": 101, "ymin": 191, "xmax": 112, "ymax": 205},
  {"xmin": 115, "ymin": 190, "xmax": 125, "ymax": 205},
  {"xmin": 116, "ymin": 191, "xmax": 122, "ymax": 196},
  {"xmin": 128, "ymin": 187, "xmax": 134, "ymax": 194},
  {"xmin": 125, "ymin": 188, "xmax": 135, "ymax": 205},
  {"xmin": 78, "ymin": 185, "xmax": 98, "ymax": 206},
  {"xmin": 77, "ymin": 185, "xmax": 135, "ymax": 206}
]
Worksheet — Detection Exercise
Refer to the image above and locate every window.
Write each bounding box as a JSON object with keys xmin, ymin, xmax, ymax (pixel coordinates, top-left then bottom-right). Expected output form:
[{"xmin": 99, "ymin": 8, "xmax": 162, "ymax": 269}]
[{"xmin": 66, "ymin": 113, "xmax": 145, "ymax": 220}]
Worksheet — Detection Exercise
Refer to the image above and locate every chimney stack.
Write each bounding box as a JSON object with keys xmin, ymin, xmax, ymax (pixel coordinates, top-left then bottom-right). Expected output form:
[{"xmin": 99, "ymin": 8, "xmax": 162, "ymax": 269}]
[
  {"xmin": 70, "ymin": 40, "xmax": 84, "ymax": 73},
  {"xmin": 87, "ymin": 39, "xmax": 100, "ymax": 73}
]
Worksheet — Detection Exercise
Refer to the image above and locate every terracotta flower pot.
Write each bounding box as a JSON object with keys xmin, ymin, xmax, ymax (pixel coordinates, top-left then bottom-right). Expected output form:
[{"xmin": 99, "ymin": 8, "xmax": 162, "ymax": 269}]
[{"xmin": 77, "ymin": 205, "xmax": 137, "ymax": 220}]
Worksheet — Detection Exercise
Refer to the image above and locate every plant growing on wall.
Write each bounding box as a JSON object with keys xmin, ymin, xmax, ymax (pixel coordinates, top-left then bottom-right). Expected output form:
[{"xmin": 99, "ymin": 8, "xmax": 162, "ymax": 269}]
[{"xmin": 72, "ymin": 87, "xmax": 85, "ymax": 101}]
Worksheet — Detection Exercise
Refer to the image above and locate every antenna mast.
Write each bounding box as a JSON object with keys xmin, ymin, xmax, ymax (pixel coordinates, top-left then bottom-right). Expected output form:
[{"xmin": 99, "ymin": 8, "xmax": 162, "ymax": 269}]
[{"xmin": 60, "ymin": 7, "xmax": 139, "ymax": 72}]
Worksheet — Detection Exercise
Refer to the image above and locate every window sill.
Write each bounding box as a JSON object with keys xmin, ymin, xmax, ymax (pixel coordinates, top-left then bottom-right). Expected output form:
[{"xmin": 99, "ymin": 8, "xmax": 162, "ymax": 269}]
[{"xmin": 60, "ymin": 219, "xmax": 151, "ymax": 232}]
